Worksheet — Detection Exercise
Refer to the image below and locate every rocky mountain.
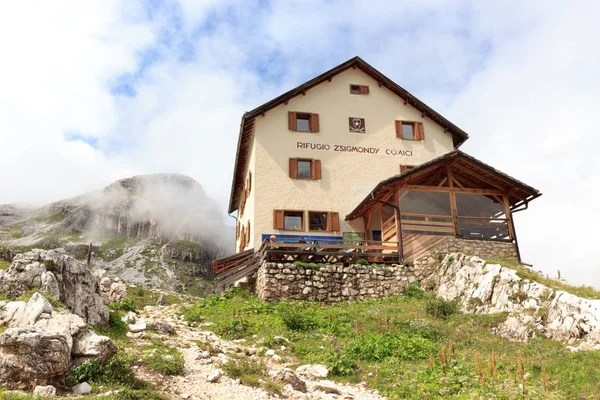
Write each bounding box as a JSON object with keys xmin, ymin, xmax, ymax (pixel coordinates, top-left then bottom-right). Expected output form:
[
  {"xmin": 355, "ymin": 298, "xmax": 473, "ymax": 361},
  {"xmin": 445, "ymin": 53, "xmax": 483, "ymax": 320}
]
[{"xmin": 0, "ymin": 174, "xmax": 234, "ymax": 295}]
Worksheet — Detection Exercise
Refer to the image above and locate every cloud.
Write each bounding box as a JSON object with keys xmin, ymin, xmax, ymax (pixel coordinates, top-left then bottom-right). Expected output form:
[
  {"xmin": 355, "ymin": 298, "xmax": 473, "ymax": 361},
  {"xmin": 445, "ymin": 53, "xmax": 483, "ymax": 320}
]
[{"xmin": 0, "ymin": 0, "xmax": 598, "ymax": 285}]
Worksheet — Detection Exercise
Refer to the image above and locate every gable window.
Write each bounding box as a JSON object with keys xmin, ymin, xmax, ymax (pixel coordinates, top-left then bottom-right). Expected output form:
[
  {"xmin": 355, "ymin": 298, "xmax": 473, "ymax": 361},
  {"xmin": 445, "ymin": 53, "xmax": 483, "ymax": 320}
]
[
  {"xmin": 288, "ymin": 112, "xmax": 320, "ymax": 133},
  {"xmin": 289, "ymin": 158, "xmax": 322, "ymax": 179},
  {"xmin": 350, "ymin": 84, "xmax": 369, "ymax": 95},
  {"xmin": 395, "ymin": 121, "xmax": 424, "ymax": 140},
  {"xmin": 273, "ymin": 210, "xmax": 304, "ymax": 231},
  {"xmin": 309, "ymin": 211, "xmax": 327, "ymax": 231}
]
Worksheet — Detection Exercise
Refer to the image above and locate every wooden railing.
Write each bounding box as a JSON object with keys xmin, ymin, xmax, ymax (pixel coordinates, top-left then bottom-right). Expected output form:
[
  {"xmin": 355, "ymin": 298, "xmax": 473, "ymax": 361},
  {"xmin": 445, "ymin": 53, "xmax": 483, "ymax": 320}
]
[{"xmin": 211, "ymin": 238, "xmax": 402, "ymax": 293}]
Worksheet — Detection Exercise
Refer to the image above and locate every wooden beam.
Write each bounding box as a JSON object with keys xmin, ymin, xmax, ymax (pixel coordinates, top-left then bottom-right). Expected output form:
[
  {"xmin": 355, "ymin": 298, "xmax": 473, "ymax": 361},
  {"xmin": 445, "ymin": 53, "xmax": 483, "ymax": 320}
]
[
  {"xmin": 402, "ymin": 185, "xmax": 505, "ymax": 195},
  {"xmin": 453, "ymin": 163, "xmax": 507, "ymax": 191},
  {"xmin": 502, "ymin": 195, "xmax": 516, "ymax": 240}
]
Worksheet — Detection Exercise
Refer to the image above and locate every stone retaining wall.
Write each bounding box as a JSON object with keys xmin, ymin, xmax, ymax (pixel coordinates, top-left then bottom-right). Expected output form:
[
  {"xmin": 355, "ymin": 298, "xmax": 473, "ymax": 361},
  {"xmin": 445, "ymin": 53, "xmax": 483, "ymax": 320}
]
[
  {"xmin": 256, "ymin": 263, "xmax": 419, "ymax": 302},
  {"xmin": 412, "ymin": 238, "xmax": 518, "ymax": 272},
  {"xmin": 255, "ymin": 238, "xmax": 518, "ymax": 302}
]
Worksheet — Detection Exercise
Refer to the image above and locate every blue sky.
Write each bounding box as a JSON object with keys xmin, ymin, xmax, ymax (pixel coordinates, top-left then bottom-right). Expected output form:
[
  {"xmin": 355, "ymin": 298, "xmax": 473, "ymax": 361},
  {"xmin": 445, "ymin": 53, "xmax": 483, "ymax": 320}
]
[{"xmin": 1, "ymin": 0, "xmax": 599, "ymax": 286}]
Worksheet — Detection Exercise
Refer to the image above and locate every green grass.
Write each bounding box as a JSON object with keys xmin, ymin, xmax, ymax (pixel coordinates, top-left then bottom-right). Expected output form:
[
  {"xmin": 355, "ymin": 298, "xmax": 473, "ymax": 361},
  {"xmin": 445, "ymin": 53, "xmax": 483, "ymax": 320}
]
[
  {"xmin": 15, "ymin": 290, "xmax": 63, "ymax": 309},
  {"xmin": 143, "ymin": 343, "xmax": 184, "ymax": 375},
  {"xmin": 488, "ymin": 258, "xmax": 600, "ymax": 300},
  {"xmin": 182, "ymin": 287, "xmax": 600, "ymax": 399},
  {"xmin": 99, "ymin": 236, "xmax": 129, "ymax": 261},
  {"xmin": 0, "ymin": 259, "xmax": 11, "ymax": 270},
  {"xmin": 221, "ymin": 356, "xmax": 282, "ymax": 395},
  {"xmin": 168, "ymin": 239, "xmax": 203, "ymax": 253},
  {"xmin": 125, "ymin": 286, "xmax": 181, "ymax": 309}
]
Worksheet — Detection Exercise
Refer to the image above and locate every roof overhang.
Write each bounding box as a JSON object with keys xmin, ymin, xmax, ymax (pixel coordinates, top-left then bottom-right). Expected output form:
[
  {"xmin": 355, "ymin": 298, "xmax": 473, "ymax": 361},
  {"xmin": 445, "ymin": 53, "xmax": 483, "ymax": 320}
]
[
  {"xmin": 228, "ymin": 56, "xmax": 470, "ymax": 214},
  {"xmin": 346, "ymin": 150, "xmax": 542, "ymax": 221}
]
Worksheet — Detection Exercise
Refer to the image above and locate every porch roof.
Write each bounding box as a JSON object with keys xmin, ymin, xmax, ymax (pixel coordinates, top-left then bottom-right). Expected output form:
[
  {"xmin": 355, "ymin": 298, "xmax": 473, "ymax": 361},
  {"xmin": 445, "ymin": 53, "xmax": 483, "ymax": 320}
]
[{"xmin": 346, "ymin": 150, "xmax": 542, "ymax": 221}]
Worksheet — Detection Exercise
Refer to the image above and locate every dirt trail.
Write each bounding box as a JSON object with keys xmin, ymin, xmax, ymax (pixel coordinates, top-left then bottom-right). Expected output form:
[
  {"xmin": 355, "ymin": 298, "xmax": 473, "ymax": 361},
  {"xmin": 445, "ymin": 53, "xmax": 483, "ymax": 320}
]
[{"xmin": 133, "ymin": 304, "xmax": 385, "ymax": 400}]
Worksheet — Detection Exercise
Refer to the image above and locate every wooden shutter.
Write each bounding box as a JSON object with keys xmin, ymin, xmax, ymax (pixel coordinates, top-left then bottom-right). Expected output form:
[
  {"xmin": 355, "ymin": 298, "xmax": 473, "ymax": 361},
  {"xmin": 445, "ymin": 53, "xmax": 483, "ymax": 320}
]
[
  {"xmin": 328, "ymin": 212, "xmax": 340, "ymax": 232},
  {"xmin": 395, "ymin": 120, "xmax": 403, "ymax": 138},
  {"xmin": 310, "ymin": 113, "xmax": 320, "ymax": 133},
  {"xmin": 239, "ymin": 225, "xmax": 245, "ymax": 251},
  {"xmin": 311, "ymin": 159, "xmax": 321, "ymax": 179},
  {"xmin": 246, "ymin": 220, "xmax": 250, "ymax": 243},
  {"xmin": 400, "ymin": 165, "xmax": 409, "ymax": 173},
  {"xmin": 359, "ymin": 85, "xmax": 369, "ymax": 94},
  {"xmin": 236, "ymin": 221, "xmax": 240, "ymax": 239},
  {"xmin": 289, "ymin": 158, "xmax": 298, "ymax": 178},
  {"xmin": 415, "ymin": 122, "xmax": 425, "ymax": 140},
  {"xmin": 273, "ymin": 210, "xmax": 284, "ymax": 229},
  {"xmin": 248, "ymin": 171, "xmax": 252, "ymax": 193},
  {"xmin": 288, "ymin": 112, "xmax": 296, "ymax": 130}
]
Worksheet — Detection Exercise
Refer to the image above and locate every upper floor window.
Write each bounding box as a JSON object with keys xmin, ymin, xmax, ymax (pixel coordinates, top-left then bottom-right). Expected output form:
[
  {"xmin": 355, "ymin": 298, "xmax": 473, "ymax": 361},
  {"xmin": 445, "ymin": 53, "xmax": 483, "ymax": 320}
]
[
  {"xmin": 273, "ymin": 209, "xmax": 340, "ymax": 232},
  {"xmin": 350, "ymin": 84, "xmax": 369, "ymax": 95},
  {"xmin": 273, "ymin": 209, "xmax": 304, "ymax": 231},
  {"xmin": 288, "ymin": 112, "xmax": 320, "ymax": 133},
  {"xmin": 395, "ymin": 120, "xmax": 424, "ymax": 140},
  {"xmin": 289, "ymin": 158, "xmax": 322, "ymax": 180}
]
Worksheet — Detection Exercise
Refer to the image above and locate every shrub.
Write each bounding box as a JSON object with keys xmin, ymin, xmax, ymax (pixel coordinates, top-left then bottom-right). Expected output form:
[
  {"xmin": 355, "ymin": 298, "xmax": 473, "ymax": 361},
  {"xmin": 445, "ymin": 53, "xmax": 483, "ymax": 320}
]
[
  {"xmin": 67, "ymin": 351, "xmax": 142, "ymax": 388},
  {"xmin": 403, "ymin": 281, "xmax": 425, "ymax": 299},
  {"xmin": 425, "ymin": 298, "xmax": 459, "ymax": 319},
  {"xmin": 95, "ymin": 311, "xmax": 128, "ymax": 339},
  {"xmin": 135, "ymin": 288, "xmax": 145, "ymax": 297},
  {"xmin": 216, "ymin": 318, "xmax": 252, "ymax": 339},
  {"xmin": 356, "ymin": 259, "xmax": 369, "ymax": 265},
  {"xmin": 323, "ymin": 348, "xmax": 359, "ymax": 376},
  {"xmin": 277, "ymin": 304, "xmax": 320, "ymax": 331},
  {"xmin": 348, "ymin": 331, "xmax": 437, "ymax": 362},
  {"xmin": 144, "ymin": 343, "xmax": 184, "ymax": 375},
  {"xmin": 109, "ymin": 299, "xmax": 138, "ymax": 313},
  {"xmin": 221, "ymin": 357, "xmax": 267, "ymax": 386}
]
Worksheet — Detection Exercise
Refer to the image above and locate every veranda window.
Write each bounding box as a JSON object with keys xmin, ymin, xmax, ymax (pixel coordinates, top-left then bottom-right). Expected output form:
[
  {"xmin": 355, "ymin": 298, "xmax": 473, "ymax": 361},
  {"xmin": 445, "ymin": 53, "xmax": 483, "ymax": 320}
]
[
  {"xmin": 398, "ymin": 190, "xmax": 454, "ymax": 236},
  {"xmin": 455, "ymin": 194, "xmax": 510, "ymax": 240}
]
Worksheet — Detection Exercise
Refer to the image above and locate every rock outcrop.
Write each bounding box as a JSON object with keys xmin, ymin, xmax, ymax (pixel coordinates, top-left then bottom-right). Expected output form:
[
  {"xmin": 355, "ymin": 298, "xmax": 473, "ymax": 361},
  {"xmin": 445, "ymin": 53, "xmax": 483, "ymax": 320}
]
[
  {"xmin": 428, "ymin": 253, "xmax": 600, "ymax": 351},
  {"xmin": 0, "ymin": 249, "xmax": 109, "ymax": 325},
  {"xmin": 0, "ymin": 292, "xmax": 116, "ymax": 387},
  {"xmin": 94, "ymin": 269, "xmax": 127, "ymax": 304}
]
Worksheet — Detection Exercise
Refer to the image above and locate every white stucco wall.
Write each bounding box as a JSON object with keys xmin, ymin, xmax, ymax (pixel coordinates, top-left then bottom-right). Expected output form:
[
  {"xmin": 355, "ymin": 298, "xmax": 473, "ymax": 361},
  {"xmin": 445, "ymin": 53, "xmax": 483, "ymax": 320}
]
[{"xmin": 242, "ymin": 68, "xmax": 456, "ymax": 249}]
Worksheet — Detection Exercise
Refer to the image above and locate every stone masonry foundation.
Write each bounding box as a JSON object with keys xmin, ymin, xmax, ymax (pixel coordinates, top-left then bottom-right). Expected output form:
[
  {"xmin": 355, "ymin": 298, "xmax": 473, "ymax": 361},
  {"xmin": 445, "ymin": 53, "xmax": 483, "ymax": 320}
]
[{"xmin": 255, "ymin": 238, "xmax": 518, "ymax": 302}]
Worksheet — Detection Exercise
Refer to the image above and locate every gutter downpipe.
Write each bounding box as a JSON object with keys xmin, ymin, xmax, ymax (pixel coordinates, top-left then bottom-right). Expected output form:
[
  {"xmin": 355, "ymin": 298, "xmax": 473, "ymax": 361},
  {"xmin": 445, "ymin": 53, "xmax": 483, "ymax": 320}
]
[
  {"xmin": 508, "ymin": 198, "xmax": 532, "ymax": 267},
  {"xmin": 370, "ymin": 193, "xmax": 404, "ymax": 264}
]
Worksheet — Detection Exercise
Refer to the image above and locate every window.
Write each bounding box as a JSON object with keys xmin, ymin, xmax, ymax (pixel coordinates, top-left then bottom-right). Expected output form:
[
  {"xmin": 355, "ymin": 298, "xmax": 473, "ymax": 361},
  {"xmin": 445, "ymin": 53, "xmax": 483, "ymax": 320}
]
[
  {"xmin": 284, "ymin": 211, "xmax": 303, "ymax": 231},
  {"xmin": 402, "ymin": 123, "xmax": 414, "ymax": 139},
  {"xmin": 288, "ymin": 112, "xmax": 320, "ymax": 133},
  {"xmin": 289, "ymin": 158, "xmax": 322, "ymax": 179},
  {"xmin": 349, "ymin": 117, "xmax": 366, "ymax": 133},
  {"xmin": 297, "ymin": 160, "xmax": 311, "ymax": 179},
  {"xmin": 309, "ymin": 212, "xmax": 327, "ymax": 231},
  {"xmin": 350, "ymin": 84, "xmax": 369, "ymax": 95},
  {"xmin": 400, "ymin": 165, "xmax": 415, "ymax": 173},
  {"xmin": 274, "ymin": 210, "xmax": 339, "ymax": 232},
  {"xmin": 296, "ymin": 114, "xmax": 310, "ymax": 131},
  {"xmin": 395, "ymin": 121, "xmax": 424, "ymax": 140}
]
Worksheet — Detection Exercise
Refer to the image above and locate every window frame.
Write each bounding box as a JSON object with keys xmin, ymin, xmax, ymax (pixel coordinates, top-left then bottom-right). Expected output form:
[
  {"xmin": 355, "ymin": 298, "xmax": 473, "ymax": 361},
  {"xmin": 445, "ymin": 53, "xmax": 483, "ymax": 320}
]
[
  {"xmin": 308, "ymin": 211, "xmax": 329, "ymax": 232},
  {"xmin": 395, "ymin": 120, "xmax": 424, "ymax": 140},
  {"xmin": 295, "ymin": 113, "xmax": 311, "ymax": 132},
  {"xmin": 349, "ymin": 84, "xmax": 369, "ymax": 95},
  {"xmin": 296, "ymin": 158, "xmax": 313, "ymax": 180},
  {"xmin": 283, "ymin": 210, "xmax": 305, "ymax": 232}
]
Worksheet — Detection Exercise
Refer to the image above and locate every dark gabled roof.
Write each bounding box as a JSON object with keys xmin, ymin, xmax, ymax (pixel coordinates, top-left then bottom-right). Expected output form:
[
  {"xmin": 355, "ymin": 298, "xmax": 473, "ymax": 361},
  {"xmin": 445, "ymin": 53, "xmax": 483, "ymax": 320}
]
[
  {"xmin": 346, "ymin": 150, "xmax": 542, "ymax": 221},
  {"xmin": 228, "ymin": 56, "xmax": 470, "ymax": 213}
]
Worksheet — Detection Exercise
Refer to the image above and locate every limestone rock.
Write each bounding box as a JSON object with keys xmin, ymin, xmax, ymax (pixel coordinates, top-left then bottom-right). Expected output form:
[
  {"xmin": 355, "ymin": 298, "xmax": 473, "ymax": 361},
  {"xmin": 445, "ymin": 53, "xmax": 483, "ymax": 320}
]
[
  {"xmin": 33, "ymin": 385, "xmax": 57, "ymax": 397},
  {"xmin": 206, "ymin": 369, "xmax": 221, "ymax": 383},
  {"xmin": 0, "ymin": 250, "xmax": 109, "ymax": 325},
  {"xmin": 72, "ymin": 382, "xmax": 92, "ymax": 395},
  {"xmin": 72, "ymin": 329, "xmax": 117, "ymax": 361},
  {"xmin": 128, "ymin": 319, "xmax": 147, "ymax": 333},
  {"xmin": 296, "ymin": 364, "xmax": 329, "ymax": 379},
  {"xmin": 121, "ymin": 311, "xmax": 137, "ymax": 324},
  {"xmin": 150, "ymin": 321, "xmax": 175, "ymax": 335},
  {"xmin": 0, "ymin": 327, "xmax": 70, "ymax": 387},
  {"xmin": 98, "ymin": 276, "xmax": 127, "ymax": 304},
  {"xmin": 314, "ymin": 382, "xmax": 342, "ymax": 395},
  {"xmin": 277, "ymin": 368, "xmax": 306, "ymax": 392}
]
